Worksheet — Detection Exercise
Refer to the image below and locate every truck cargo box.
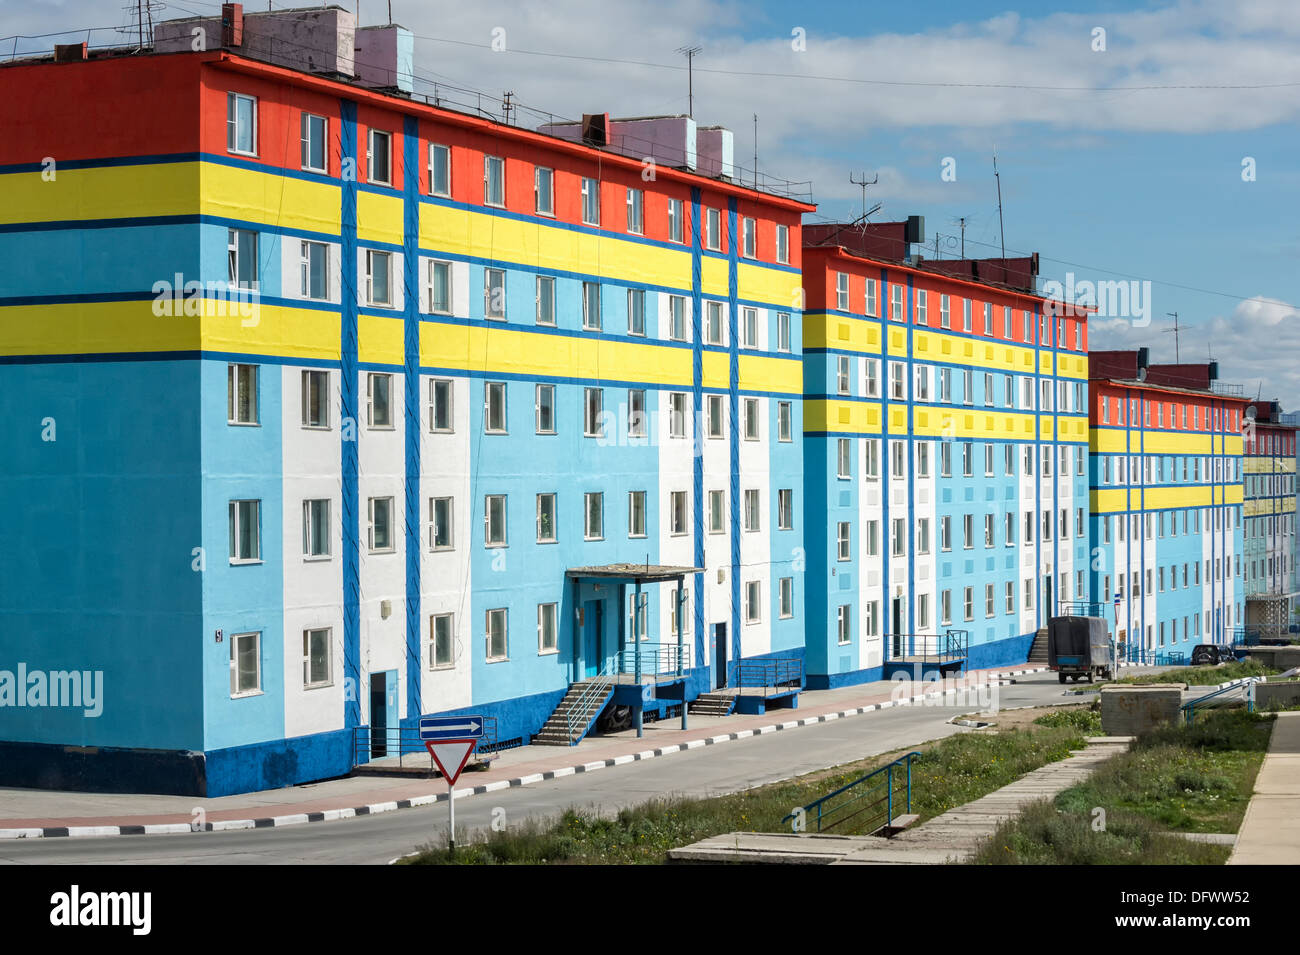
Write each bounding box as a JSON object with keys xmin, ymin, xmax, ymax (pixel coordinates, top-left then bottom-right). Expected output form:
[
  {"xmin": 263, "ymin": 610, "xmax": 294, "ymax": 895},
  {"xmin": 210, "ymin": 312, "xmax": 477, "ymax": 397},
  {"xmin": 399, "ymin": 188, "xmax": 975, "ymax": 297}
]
[{"xmin": 1048, "ymin": 616, "xmax": 1110, "ymax": 669}]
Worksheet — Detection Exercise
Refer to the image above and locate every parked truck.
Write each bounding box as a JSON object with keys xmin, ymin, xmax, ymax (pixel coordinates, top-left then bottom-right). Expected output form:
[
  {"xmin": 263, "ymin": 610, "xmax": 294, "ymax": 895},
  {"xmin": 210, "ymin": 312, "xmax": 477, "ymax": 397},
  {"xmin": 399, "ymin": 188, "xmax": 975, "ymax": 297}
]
[{"xmin": 1048, "ymin": 615, "xmax": 1114, "ymax": 684}]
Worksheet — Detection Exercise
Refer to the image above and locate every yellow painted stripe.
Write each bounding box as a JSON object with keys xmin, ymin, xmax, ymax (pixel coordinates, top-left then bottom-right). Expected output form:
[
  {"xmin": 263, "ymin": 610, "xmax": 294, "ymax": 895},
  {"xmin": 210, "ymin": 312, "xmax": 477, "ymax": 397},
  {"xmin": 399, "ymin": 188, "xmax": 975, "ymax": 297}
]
[
  {"xmin": 913, "ymin": 330, "xmax": 1038, "ymax": 373},
  {"xmin": 1225, "ymin": 485, "xmax": 1243, "ymax": 505},
  {"xmin": 1090, "ymin": 428, "xmax": 1221, "ymax": 455},
  {"xmin": 357, "ymin": 190, "xmax": 404, "ymax": 246},
  {"xmin": 702, "ymin": 351, "xmax": 730, "ymax": 391},
  {"xmin": 913, "ymin": 408, "xmax": 1038, "ymax": 441},
  {"xmin": 803, "ymin": 399, "xmax": 883, "ymax": 434},
  {"xmin": 1090, "ymin": 489, "xmax": 1128, "ymax": 513},
  {"xmin": 737, "ymin": 260, "xmax": 800, "ymax": 312},
  {"xmin": 1054, "ymin": 353, "xmax": 1089, "ymax": 379},
  {"xmin": 200, "ymin": 162, "xmax": 342, "ymax": 236},
  {"xmin": 802, "ymin": 313, "xmax": 883, "ymax": 353},
  {"xmin": 0, "ymin": 163, "xmax": 197, "ymax": 226},
  {"xmin": 738, "ymin": 353, "xmax": 802, "ymax": 395},
  {"xmin": 1039, "ymin": 416, "xmax": 1056, "ymax": 441}
]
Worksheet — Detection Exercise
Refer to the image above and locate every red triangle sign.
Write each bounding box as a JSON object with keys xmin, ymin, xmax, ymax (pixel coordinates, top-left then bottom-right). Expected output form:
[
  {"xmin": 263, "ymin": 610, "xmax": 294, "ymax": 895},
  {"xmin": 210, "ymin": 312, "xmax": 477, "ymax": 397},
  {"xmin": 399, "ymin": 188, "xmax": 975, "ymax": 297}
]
[{"xmin": 425, "ymin": 738, "xmax": 477, "ymax": 785}]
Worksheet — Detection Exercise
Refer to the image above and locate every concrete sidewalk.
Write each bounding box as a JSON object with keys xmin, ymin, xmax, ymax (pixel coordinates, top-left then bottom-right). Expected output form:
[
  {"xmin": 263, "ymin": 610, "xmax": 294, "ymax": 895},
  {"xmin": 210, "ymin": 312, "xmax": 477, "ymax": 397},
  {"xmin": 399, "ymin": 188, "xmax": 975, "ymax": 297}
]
[
  {"xmin": 0, "ymin": 664, "xmax": 1043, "ymax": 839},
  {"xmin": 1228, "ymin": 711, "xmax": 1300, "ymax": 865}
]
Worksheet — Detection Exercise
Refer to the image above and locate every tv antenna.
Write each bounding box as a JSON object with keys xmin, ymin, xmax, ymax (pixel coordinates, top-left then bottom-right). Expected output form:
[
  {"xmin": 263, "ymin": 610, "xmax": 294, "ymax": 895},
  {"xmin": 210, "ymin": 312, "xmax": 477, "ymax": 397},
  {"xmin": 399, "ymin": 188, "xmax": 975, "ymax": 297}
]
[
  {"xmin": 849, "ymin": 171, "xmax": 878, "ymax": 222},
  {"xmin": 676, "ymin": 46, "xmax": 703, "ymax": 118},
  {"xmin": 993, "ymin": 150, "xmax": 1006, "ymax": 260},
  {"xmin": 502, "ymin": 90, "xmax": 516, "ymax": 125},
  {"xmin": 1164, "ymin": 311, "xmax": 1181, "ymax": 362}
]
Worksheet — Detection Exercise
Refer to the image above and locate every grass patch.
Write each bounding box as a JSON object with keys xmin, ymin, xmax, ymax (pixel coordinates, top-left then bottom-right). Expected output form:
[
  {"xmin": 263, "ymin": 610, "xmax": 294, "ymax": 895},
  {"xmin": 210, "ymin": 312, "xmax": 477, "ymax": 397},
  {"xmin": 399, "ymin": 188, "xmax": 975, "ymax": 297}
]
[
  {"xmin": 405, "ymin": 718, "xmax": 1089, "ymax": 865},
  {"xmin": 1032, "ymin": 705, "xmax": 1103, "ymax": 734},
  {"xmin": 1107, "ymin": 659, "xmax": 1277, "ymax": 687},
  {"xmin": 969, "ymin": 709, "xmax": 1273, "ymax": 864},
  {"xmin": 969, "ymin": 800, "xmax": 1232, "ymax": 865}
]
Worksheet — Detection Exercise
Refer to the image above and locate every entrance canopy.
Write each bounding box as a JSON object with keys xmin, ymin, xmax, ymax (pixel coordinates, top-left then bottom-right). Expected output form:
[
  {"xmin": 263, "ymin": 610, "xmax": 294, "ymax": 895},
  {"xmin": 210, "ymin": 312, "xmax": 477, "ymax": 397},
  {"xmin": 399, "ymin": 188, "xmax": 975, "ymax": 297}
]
[{"xmin": 566, "ymin": 562, "xmax": 704, "ymax": 584}]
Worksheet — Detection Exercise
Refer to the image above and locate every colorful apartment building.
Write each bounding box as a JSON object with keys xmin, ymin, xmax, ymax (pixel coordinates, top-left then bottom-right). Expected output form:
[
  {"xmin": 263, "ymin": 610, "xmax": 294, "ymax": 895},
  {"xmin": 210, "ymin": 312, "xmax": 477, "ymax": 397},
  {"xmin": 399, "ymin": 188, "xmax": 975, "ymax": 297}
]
[
  {"xmin": 1087, "ymin": 351, "xmax": 1250, "ymax": 660},
  {"xmin": 1242, "ymin": 400, "xmax": 1298, "ymax": 638},
  {"xmin": 0, "ymin": 8, "xmax": 812, "ymax": 795},
  {"xmin": 800, "ymin": 222, "xmax": 1091, "ymax": 686}
]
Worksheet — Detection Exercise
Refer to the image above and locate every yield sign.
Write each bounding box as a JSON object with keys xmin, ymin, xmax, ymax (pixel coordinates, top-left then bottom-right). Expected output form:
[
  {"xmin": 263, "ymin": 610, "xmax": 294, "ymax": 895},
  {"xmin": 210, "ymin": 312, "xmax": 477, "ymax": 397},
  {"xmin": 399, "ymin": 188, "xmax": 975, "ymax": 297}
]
[{"xmin": 425, "ymin": 738, "xmax": 477, "ymax": 785}]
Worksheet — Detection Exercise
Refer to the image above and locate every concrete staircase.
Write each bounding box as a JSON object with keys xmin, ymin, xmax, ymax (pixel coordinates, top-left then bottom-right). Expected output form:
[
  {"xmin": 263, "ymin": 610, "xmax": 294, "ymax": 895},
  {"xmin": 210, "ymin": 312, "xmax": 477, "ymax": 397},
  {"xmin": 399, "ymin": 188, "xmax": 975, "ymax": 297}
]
[
  {"xmin": 1028, "ymin": 629, "xmax": 1049, "ymax": 666},
  {"xmin": 532, "ymin": 679, "xmax": 615, "ymax": 746},
  {"xmin": 688, "ymin": 692, "xmax": 736, "ymax": 717}
]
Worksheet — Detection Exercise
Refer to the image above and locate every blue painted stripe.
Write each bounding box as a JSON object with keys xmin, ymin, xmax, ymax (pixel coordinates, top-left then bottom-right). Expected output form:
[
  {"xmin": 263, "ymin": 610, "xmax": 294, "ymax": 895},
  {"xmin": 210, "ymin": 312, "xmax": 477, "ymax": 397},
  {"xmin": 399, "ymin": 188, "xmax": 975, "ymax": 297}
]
[
  {"xmin": 340, "ymin": 99, "xmax": 362, "ymax": 738},
  {"xmin": 402, "ymin": 115, "xmax": 423, "ymax": 726},
  {"xmin": 727, "ymin": 197, "xmax": 741, "ymax": 669},
  {"xmin": 690, "ymin": 187, "xmax": 706, "ymax": 675}
]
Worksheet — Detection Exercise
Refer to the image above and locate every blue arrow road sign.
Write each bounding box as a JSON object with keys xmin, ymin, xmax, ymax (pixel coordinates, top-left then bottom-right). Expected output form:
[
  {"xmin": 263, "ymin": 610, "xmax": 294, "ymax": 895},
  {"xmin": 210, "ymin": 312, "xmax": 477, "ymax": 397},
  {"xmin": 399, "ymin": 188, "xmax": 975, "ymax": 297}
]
[{"xmin": 420, "ymin": 715, "xmax": 485, "ymax": 740}]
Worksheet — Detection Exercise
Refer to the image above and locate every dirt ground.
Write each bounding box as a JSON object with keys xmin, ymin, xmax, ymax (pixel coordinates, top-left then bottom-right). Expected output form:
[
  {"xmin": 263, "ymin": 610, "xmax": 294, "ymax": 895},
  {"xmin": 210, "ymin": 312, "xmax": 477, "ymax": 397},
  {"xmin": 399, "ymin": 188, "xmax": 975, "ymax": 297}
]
[{"xmin": 954, "ymin": 702, "xmax": 1094, "ymax": 732}]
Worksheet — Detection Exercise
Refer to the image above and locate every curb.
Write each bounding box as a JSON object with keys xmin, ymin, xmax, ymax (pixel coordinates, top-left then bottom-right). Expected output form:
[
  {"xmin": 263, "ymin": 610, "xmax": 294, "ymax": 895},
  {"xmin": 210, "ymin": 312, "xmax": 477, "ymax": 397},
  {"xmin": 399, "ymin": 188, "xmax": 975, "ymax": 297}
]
[{"xmin": 0, "ymin": 668, "xmax": 1044, "ymax": 840}]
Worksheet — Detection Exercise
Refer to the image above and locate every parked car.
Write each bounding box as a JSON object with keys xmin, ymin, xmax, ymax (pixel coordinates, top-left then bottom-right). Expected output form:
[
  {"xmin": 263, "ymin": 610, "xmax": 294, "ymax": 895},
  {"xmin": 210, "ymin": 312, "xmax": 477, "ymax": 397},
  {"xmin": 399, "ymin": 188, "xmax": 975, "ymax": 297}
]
[{"xmin": 1190, "ymin": 644, "xmax": 1226, "ymax": 666}]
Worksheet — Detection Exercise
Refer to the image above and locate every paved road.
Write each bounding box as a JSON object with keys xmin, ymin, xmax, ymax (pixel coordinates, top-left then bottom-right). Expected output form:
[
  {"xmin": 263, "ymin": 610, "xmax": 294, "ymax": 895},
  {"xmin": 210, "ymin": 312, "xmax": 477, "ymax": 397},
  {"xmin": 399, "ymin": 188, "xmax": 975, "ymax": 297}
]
[{"xmin": 0, "ymin": 673, "xmax": 1073, "ymax": 865}]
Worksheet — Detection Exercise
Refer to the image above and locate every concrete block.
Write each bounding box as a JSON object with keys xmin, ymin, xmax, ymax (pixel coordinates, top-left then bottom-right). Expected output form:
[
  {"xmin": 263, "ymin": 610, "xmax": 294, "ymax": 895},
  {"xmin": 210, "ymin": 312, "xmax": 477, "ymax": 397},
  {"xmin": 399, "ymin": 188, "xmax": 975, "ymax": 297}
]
[{"xmin": 1101, "ymin": 684, "xmax": 1183, "ymax": 736}]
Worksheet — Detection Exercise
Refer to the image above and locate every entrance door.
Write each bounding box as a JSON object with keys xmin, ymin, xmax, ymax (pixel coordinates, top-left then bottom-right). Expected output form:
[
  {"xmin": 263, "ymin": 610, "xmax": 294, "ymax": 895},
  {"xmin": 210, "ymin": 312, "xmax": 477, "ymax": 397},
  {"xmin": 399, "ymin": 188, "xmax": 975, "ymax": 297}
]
[
  {"xmin": 1044, "ymin": 576, "xmax": 1053, "ymax": 621},
  {"xmin": 583, "ymin": 600, "xmax": 602, "ymax": 678},
  {"xmin": 714, "ymin": 623, "xmax": 728, "ymax": 689},
  {"xmin": 891, "ymin": 597, "xmax": 904, "ymax": 658},
  {"xmin": 369, "ymin": 673, "xmax": 388, "ymax": 758}
]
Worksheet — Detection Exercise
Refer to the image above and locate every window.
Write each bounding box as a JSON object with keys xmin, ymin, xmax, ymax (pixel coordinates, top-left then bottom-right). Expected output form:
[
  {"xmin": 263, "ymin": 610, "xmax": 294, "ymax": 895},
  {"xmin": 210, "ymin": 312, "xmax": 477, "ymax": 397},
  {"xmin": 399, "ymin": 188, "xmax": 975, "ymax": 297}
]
[
  {"xmin": 743, "ymin": 397, "xmax": 760, "ymax": 441},
  {"xmin": 865, "ymin": 439, "xmax": 879, "ymax": 480},
  {"xmin": 584, "ymin": 492, "xmax": 604, "ymax": 540},
  {"xmin": 1025, "ymin": 578, "xmax": 1034, "ymax": 611},
  {"xmin": 865, "ymin": 279, "xmax": 877, "ymax": 317},
  {"xmin": 484, "ymin": 155, "xmax": 505, "ymax": 207},
  {"xmin": 742, "ymin": 217, "xmax": 756, "ymax": 258},
  {"xmin": 629, "ymin": 389, "xmax": 648, "ymax": 438},
  {"xmin": 940, "ymin": 515, "xmax": 952, "ymax": 551},
  {"xmin": 709, "ymin": 489, "xmax": 725, "ymax": 534},
  {"xmin": 667, "ymin": 295, "xmax": 688, "ymax": 342},
  {"xmin": 892, "ymin": 517, "xmax": 906, "ymax": 556},
  {"xmin": 865, "ymin": 519, "xmax": 879, "ymax": 557},
  {"xmin": 627, "ymin": 289, "xmax": 646, "ymax": 336},
  {"xmin": 430, "ymin": 379, "xmax": 454, "ymax": 432},
  {"xmin": 302, "ymin": 499, "xmax": 330, "ymax": 558},
  {"xmin": 429, "ymin": 143, "xmax": 451, "ymax": 197},
  {"xmin": 915, "ymin": 365, "xmax": 930, "ymax": 401},
  {"xmin": 366, "ymin": 249, "xmax": 392, "ymax": 306},
  {"xmin": 581, "ymin": 177, "xmax": 600, "ymax": 225},
  {"xmin": 985, "ymin": 513, "xmax": 995, "ymax": 547},
  {"xmin": 430, "ymin": 496, "xmax": 453, "ymax": 550},
  {"xmin": 1005, "ymin": 511, "xmax": 1016, "ymax": 546},
  {"xmin": 535, "ymin": 275, "xmax": 555, "ymax": 325},
  {"xmin": 536, "ymin": 493, "xmax": 556, "ymax": 543},
  {"xmin": 669, "ymin": 392, "xmax": 687, "ymax": 438},
  {"xmin": 705, "ymin": 207, "xmax": 721, "ymax": 250},
  {"xmin": 941, "ymin": 590, "xmax": 952, "ymax": 625},
  {"xmin": 628, "ymin": 491, "xmax": 647, "ymax": 538},
  {"xmin": 962, "ymin": 442, "xmax": 973, "ymax": 477},
  {"xmin": 367, "ymin": 373, "xmax": 392, "ymax": 428},
  {"xmin": 864, "ymin": 359, "xmax": 879, "ymax": 398},
  {"xmin": 534, "ymin": 384, "xmax": 555, "ymax": 434},
  {"xmin": 485, "ymin": 494, "xmax": 507, "ymax": 547},
  {"xmin": 777, "ymin": 488, "xmax": 793, "ymax": 530},
  {"xmin": 707, "ymin": 394, "xmax": 725, "ymax": 439},
  {"xmin": 890, "ymin": 362, "xmax": 905, "ymax": 400},
  {"xmin": 983, "ymin": 301, "xmax": 993, "ymax": 336},
  {"xmin": 962, "ymin": 298, "xmax": 972, "ymax": 332},
  {"xmin": 301, "ymin": 370, "xmax": 330, "ymax": 429},
  {"xmin": 915, "ymin": 289, "xmax": 928, "ymax": 324},
  {"xmin": 744, "ymin": 489, "xmax": 761, "ymax": 532},
  {"xmin": 1005, "ymin": 582, "xmax": 1015, "ymax": 614},
  {"xmin": 778, "ymin": 401, "xmax": 793, "ymax": 442},
  {"xmin": 745, "ymin": 580, "xmax": 762, "ymax": 624},
  {"xmin": 583, "ymin": 282, "xmax": 602, "ymax": 330},
  {"xmin": 917, "ymin": 441, "xmax": 930, "ymax": 477},
  {"xmin": 627, "ymin": 187, "xmax": 644, "ymax": 234},
  {"xmin": 230, "ymin": 631, "xmax": 261, "ymax": 696},
  {"xmin": 890, "ymin": 284, "xmax": 904, "ymax": 321},
  {"xmin": 891, "ymin": 440, "xmax": 905, "ymax": 479},
  {"xmin": 837, "ymin": 522, "xmax": 851, "ymax": 561},
  {"xmin": 427, "ymin": 260, "xmax": 452, "ymax": 314},
  {"xmin": 963, "ymin": 513, "xmax": 973, "ymax": 549},
  {"xmin": 303, "ymin": 628, "xmax": 331, "ymax": 687},
  {"xmin": 918, "ymin": 594, "xmax": 929, "ymax": 629},
  {"xmin": 535, "ymin": 166, "xmax": 554, "ymax": 215},
  {"xmin": 779, "ymin": 577, "xmax": 794, "ymax": 618},
  {"xmin": 486, "ymin": 608, "xmax": 508, "ymax": 662},
  {"xmin": 837, "ymin": 438, "xmax": 853, "ymax": 479},
  {"xmin": 367, "ymin": 129, "xmax": 391, "ymax": 185},
  {"xmin": 368, "ymin": 497, "xmax": 394, "ymax": 552},
  {"xmin": 537, "ymin": 603, "xmax": 558, "ymax": 655},
  {"xmin": 227, "ymin": 228, "xmax": 258, "ymax": 290},
  {"xmin": 963, "ymin": 587, "xmax": 974, "ymax": 620},
  {"xmin": 227, "ymin": 363, "xmax": 258, "ymax": 425},
  {"xmin": 484, "ymin": 381, "xmax": 507, "ymax": 433},
  {"xmin": 837, "ymin": 356, "xmax": 852, "ymax": 396},
  {"xmin": 741, "ymin": 307, "xmax": 758, "ymax": 349},
  {"xmin": 777, "ymin": 312, "xmax": 791, "ymax": 352},
  {"xmin": 484, "ymin": 268, "xmax": 505, "ymax": 320},
  {"xmin": 668, "ymin": 197, "xmax": 684, "ymax": 242},
  {"xmin": 837, "ymin": 605, "xmax": 852, "ymax": 645},
  {"xmin": 776, "ymin": 224, "xmax": 789, "ymax": 264},
  {"xmin": 917, "ymin": 517, "xmax": 931, "ymax": 555},
  {"xmin": 1003, "ymin": 306, "xmax": 1012, "ymax": 339},
  {"xmin": 836, "ymin": 272, "xmax": 850, "ymax": 311},
  {"xmin": 226, "ymin": 92, "xmax": 257, "ymax": 156},
  {"xmin": 660, "ymin": 490, "xmax": 684, "ymax": 536},
  {"xmin": 430, "ymin": 613, "xmax": 454, "ymax": 668},
  {"xmin": 584, "ymin": 388, "xmax": 604, "ymax": 438},
  {"xmin": 300, "ymin": 240, "xmax": 328, "ymax": 300},
  {"xmin": 706, "ymin": 301, "xmax": 724, "ymax": 345}
]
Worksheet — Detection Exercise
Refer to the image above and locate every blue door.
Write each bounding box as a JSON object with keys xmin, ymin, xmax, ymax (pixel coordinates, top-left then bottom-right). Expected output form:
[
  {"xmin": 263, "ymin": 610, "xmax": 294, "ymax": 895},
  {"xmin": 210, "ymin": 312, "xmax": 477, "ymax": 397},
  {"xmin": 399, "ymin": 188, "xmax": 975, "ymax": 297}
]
[{"xmin": 583, "ymin": 600, "xmax": 601, "ymax": 678}]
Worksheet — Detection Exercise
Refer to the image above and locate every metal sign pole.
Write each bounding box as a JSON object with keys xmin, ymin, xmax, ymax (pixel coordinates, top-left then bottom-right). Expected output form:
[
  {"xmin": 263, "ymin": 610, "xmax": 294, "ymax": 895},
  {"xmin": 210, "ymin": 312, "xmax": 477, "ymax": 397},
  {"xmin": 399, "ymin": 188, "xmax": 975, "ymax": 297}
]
[{"xmin": 448, "ymin": 779, "xmax": 455, "ymax": 856}]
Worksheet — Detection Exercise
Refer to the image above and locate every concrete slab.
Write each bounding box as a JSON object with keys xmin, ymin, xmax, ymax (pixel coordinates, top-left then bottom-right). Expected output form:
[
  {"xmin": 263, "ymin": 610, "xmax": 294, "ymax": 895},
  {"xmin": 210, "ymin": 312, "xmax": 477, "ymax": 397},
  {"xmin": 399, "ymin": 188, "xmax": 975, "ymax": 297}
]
[{"xmin": 1229, "ymin": 712, "xmax": 1300, "ymax": 865}]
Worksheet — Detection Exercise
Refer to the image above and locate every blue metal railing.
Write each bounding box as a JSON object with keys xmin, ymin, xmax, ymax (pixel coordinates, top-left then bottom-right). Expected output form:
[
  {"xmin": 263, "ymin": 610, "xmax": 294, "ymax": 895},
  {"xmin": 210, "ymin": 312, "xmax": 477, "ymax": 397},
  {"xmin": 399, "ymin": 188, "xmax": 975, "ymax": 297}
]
[
  {"xmin": 890, "ymin": 629, "xmax": 968, "ymax": 667},
  {"xmin": 1181, "ymin": 681, "xmax": 1259, "ymax": 724},
  {"xmin": 352, "ymin": 716, "xmax": 504, "ymax": 767},
  {"xmin": 567, "ymin": 662, "xmax": 616, "ymax": 742},
  {"xmin": 782, "ymin": 752, "xmax": 922, "ymax": 835},
  {"xmin": 730, "ymin": 656, "xmax": 804, "ymax": 695},
  {"xmin": 618, "ymin": 642, "xmax": 690, "ymax": 678}
]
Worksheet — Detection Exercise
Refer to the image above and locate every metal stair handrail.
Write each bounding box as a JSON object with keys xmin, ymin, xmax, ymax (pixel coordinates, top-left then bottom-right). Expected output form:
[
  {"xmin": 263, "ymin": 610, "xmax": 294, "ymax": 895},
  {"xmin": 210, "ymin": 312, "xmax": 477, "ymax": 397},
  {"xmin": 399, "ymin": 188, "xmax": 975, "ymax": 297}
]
[
  {"xmin": 782, "ymin": 752, "xmax": 922, "ymax": 834},
  {"xmin": 618, "ymin": 642, "xmax": 691, "ymax": 677},
  {"xmin": 1181, "ymin": 679, "xmax": 1262, "ymax": 724},
  {"xmin": 566, "ymin": 661, "xmax": 617, "ymax": 742}
]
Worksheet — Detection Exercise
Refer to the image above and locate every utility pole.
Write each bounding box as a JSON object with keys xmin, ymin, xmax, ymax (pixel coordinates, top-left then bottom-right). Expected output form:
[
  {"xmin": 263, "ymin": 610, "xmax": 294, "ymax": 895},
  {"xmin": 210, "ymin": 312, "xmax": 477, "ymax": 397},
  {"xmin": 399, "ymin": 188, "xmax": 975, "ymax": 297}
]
[
  {"xmin": 502, "ymin": 91, "xmax": 515, "ymax": 125},
  {"xmin": 676, "ymin": 46, "xmax": 702, "ymax": 118},
  {"xmin": 959, "ymin": 216, "xmax": 967, "ymax": 259},
  {"xmin": 1164, "ymin": 311, "xmax": 1181, "ymax": 363}
]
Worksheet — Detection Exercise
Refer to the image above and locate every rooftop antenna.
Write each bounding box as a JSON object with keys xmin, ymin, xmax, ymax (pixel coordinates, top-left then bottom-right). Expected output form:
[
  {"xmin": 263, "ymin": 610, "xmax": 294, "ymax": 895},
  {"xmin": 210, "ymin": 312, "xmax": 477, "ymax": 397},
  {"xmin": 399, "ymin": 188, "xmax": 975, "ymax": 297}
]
[
  {"xmin": 849, "ymin": 171, "xmax": 878, "ymax": 223},
  {"xmin": 1164, "ymin": 311, "xmax": 1181, "ymax": 363},
  {"xmin": 959, "ymin": 216, "xmax": 967, "ymax": 258},
  {"xmin": 993, "ymin": 150, "xmax": 1006, "ymax": 260},
  {"xmin": 753, "ymin": 113, "xmax": 758, "ymax": 190},
  {"xmin": 676, "ymin": 46, "xmax": 702, "ymax": 118},
  {"xmin": 502, "ymin": 90, "xmax": 515, "ymax": 125}
]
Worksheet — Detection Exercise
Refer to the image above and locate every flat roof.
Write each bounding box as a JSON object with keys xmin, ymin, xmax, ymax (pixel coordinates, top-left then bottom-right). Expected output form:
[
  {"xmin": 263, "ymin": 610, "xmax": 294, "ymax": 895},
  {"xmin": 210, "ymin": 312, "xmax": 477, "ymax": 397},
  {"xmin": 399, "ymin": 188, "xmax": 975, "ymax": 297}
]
[{"xmin": 566, "ymin": 563, "xmax": 703, "ymax": 583}]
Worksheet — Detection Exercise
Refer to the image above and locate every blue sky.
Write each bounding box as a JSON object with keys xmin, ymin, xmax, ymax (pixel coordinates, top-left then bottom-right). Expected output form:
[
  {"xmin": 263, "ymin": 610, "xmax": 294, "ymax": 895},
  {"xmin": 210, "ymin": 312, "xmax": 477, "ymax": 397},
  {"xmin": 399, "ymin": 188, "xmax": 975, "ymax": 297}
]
[{"xmin": 4, "ymin": 0, "xmax": 1298, "ymax": 406}]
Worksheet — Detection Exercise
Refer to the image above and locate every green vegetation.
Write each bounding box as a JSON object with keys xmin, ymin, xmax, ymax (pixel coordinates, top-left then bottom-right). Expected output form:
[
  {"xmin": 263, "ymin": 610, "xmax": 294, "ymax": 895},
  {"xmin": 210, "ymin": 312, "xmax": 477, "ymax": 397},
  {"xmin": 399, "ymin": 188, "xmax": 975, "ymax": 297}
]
[
  {"xmin": 1070, "ymin": 659, "xmax": 1278, "ymax": 694},
  {"xmin": 1032, "ymin": 705, "xmax": 1103, "ymax": 734},
  {"xmin": 970, "ymin": 709, "xmax": 1273, "ymax": 864},
  {"xmin": 406, "ymin": 717, "xmax": 1089, "ymax": 865}
]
